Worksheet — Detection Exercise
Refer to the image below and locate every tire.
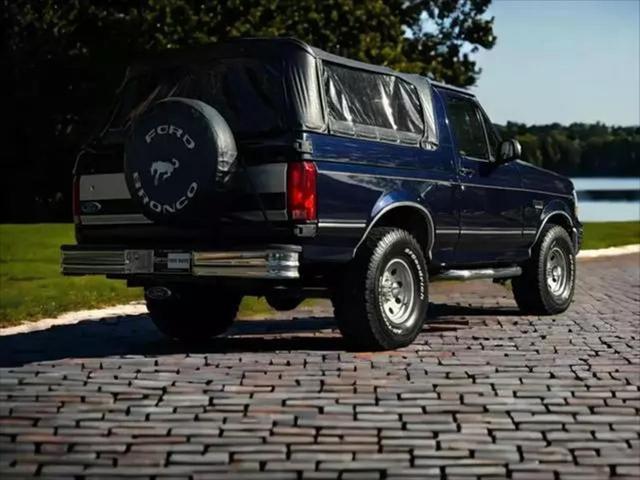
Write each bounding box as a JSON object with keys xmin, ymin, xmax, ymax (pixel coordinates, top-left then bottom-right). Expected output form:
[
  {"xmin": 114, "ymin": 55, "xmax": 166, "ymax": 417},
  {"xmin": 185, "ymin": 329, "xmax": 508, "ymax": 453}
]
[
  {"xmin": 512, "ymin": 225, "xmax": 576, "ymax": 315},
  {"xmin": 145, "ymin": 285, "xmax": 241, "ymax": 342},
  {"xmin": 332, "ymin": 227, "xmax": 429, "ymax": 350},
  {"xmin": 125, "ymin": 98, "xmax": 237, "ymax": 224}
]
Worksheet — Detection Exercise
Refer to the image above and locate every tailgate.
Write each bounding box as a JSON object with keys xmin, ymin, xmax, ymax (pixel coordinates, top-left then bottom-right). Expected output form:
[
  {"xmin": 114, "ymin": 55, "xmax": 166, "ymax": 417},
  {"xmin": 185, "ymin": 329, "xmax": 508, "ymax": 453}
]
[{"xmin": 75, "ymin": 165, "xmax": 291, "ymax": 245}]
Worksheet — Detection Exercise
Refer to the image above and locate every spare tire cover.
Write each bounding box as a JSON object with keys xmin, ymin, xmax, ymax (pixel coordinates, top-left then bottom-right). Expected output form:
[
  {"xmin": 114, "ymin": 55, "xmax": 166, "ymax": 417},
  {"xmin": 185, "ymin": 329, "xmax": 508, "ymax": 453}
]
[{"xmin": 124, "ymin": 97, "xmax": 237, "ymax": 223}]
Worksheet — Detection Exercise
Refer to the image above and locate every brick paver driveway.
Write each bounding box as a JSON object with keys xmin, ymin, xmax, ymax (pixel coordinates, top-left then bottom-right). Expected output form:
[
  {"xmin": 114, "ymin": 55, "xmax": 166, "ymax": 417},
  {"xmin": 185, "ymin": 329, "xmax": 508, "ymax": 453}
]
[{"xmin": 1, "ymin": 254, "xmax": 639, "ymax": 479}]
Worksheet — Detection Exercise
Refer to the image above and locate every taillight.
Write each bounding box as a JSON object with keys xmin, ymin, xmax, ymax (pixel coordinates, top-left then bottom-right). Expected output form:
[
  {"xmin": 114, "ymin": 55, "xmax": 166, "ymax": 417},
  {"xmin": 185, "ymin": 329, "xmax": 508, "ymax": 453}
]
[
  {"xmin": 72, "ymin": 176, "xmax": 80, "ymax": 224},
  {"xmin": 287, "ymin": 161, "xmax": 317, "ymax": 221}
]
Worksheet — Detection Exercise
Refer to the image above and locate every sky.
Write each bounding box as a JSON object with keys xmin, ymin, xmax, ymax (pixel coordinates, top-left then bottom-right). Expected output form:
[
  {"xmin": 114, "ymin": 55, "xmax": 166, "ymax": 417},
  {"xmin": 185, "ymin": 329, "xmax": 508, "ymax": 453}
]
[{"xmin": 472, "ymin": 0, "xmax": 640, "ymax": 126}]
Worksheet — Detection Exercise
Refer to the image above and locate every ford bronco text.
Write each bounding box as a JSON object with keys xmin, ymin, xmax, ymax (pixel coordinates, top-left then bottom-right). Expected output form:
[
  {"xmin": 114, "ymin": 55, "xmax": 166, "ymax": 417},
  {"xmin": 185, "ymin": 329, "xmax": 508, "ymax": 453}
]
[{"xmin": 62, "ymin": 38, "xmax": 582, "ymax": 350}]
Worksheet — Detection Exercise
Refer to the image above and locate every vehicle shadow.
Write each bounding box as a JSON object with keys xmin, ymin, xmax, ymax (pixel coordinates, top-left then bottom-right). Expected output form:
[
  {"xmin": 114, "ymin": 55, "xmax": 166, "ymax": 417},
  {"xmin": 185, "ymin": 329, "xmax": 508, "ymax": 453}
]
[
  {"xmin": 0, "ymin": 302, "xmax": 521, "ymax": 368},
  {"xmin": 0, "ymin": 315, "xmax": 343, "ymax": 368},
  {"xmin": 429, "ymin": 303, "xmax": 522, "ymax": 318}
]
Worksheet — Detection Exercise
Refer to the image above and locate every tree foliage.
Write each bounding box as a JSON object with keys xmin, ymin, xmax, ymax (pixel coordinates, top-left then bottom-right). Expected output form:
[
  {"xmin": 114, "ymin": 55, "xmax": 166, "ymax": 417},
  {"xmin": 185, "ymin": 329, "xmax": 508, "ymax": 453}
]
[
  {"xmin": 5, "ymin": 0, "xmax": 496, "ymax": 84},
  {"xmin": 3, "ymin": 1, "xmax": 638, "ymax": 224},
  {"xmin": 2, "ymin": 0, "xmax": 496, "ymax": 221},
  {"xmin": 497, "ymin": 122, "xmax": 640, "ymax": 177}
]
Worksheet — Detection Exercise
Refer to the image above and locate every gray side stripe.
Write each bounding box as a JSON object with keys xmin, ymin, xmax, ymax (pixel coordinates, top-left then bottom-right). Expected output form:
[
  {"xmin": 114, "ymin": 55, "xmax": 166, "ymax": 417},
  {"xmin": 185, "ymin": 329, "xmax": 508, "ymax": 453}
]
[
  {"xmin": 244, "ymin": 163, "xmax": 287, "ymax": 193},
  {"xmin": 80, "ymin": 174, "xmax": 131, "ymax": 201},
  {"xmin": 80, "ymin": 214, "xmax": 152, "ymax": 225},
  {"xmin": 80, "ymin": 164, "xmax": 287, "ymax": 200},
  {"xmin": 78, "ymin": 163, "xmax": 289, "ymax": 224},
  {"xmin": 228, "ymin": 210, "xmax": 288, "ymax": 222}
]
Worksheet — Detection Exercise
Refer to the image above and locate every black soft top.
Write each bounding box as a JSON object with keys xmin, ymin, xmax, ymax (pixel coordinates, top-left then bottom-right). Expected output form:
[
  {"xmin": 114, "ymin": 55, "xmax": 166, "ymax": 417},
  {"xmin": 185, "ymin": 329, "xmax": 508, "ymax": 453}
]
[
  {"xmin": 115, "ymin": 38, "xmax": 436, "ymax": 145},
  {"xmin": 129, "ymin": 37, "xmax": 397, "ymax": 76}
]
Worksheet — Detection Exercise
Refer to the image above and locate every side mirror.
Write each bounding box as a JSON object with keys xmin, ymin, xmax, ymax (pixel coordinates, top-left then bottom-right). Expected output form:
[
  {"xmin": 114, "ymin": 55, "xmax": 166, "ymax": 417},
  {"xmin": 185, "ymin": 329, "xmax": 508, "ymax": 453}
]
[{"xmin": 498, "ymin": 139, "xmax": 522, "ymax": 163}]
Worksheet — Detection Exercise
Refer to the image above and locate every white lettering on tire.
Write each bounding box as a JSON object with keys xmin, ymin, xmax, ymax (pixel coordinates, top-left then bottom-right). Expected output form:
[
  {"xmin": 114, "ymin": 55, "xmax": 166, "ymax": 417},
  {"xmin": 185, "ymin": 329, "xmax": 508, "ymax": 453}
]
[
  {"xmin": 133, "ymin": 171, "xmax": 198, "ymax": 215},
  {"xmin": 404, "ymin": 247, "xmax": 425, "ymax": 300},
  {"xmin": 145, "ymin": 125, "xmax": 196, "ymax": 150}
]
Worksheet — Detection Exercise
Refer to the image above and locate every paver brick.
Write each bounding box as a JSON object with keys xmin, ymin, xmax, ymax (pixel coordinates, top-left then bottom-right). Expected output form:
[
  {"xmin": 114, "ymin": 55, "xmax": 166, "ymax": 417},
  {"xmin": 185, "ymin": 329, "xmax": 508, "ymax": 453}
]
[
  {"xmin": 0, "ymin": 254, "xmax": 638, "ymax": 478},
  {"xmin": 169, "ymin": 452, "xmax": 230, "ymax": 464}
]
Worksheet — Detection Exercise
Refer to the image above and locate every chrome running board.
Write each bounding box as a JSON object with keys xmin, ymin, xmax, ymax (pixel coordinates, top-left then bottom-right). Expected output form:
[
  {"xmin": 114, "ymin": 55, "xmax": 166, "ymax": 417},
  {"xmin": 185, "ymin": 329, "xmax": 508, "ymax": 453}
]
[{"xmin": 433, "ymin": 266, "xmax": 522, "ymax": 281}]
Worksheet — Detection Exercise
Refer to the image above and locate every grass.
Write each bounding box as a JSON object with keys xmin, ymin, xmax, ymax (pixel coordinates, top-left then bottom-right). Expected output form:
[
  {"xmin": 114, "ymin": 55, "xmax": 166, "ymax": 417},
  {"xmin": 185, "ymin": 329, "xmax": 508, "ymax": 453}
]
[
  {"xmin": 581, "ymin": 221, "xmax": 640, "ymax": 250},
  {"xmin": 0, "ymin": 224, "xmax": 141, "ymax": 327},
  {"xmin": 1, "ymin": 221, "xmax": 638, "ymax": 327},
  {"xmin": 0, "ymin": 224, "xmax": 306, "ymax": 327}
]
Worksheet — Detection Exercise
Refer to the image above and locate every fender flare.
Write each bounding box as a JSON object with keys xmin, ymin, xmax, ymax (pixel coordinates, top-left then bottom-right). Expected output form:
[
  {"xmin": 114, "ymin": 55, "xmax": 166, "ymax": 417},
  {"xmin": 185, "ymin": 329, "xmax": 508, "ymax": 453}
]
[
  {"xmin": 531, "ymin": 203, "xmax": 577, "ymax": 253},
  {"xmin": 353, "ymin": 201, "xmax": 436, "ymax": 260}
]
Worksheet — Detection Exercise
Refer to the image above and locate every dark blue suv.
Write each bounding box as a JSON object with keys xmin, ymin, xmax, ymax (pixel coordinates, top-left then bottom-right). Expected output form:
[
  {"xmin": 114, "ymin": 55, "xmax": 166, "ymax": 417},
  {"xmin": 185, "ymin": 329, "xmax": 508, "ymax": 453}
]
[{"xmin": 62, "ymin": 38, "xmax": 582, "ymax": 350}]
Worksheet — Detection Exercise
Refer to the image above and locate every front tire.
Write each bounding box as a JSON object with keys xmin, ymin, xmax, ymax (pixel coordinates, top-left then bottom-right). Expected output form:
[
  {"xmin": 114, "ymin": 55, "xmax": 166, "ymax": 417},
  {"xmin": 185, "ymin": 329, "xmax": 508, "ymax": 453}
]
[
  {"xmin": 512, "ymin": 225, "xmax": 576, "ymax": 315},
  {"xmin": 145, "ymin": 285, "xmax": 241, "ymax": 342},
  {"xmin": 332, "ymin": 228, "xmax": 429, "ymax": 351}
]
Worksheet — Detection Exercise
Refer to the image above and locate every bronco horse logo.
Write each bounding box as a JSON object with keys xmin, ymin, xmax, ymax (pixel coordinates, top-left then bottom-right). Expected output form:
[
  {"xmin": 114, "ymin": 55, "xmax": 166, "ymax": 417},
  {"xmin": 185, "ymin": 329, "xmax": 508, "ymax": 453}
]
[{"xmin": 150, "ymin": 158, "xmax": 180, "ymax": 186}]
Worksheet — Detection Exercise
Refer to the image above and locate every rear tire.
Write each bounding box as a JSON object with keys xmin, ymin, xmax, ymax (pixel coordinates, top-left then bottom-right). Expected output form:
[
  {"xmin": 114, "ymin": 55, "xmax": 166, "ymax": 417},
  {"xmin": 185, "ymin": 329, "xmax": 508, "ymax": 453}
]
[
  {"xmin": 332, "ymin": 228, "xmax": 428, "ymax": 351},
  {"xmin": 512, "ymin": 225, "xmax": 576, "ymax": 315},
  {"xmin": 145, "ymin": 285, "xmax": 241, "ymax": 342}
]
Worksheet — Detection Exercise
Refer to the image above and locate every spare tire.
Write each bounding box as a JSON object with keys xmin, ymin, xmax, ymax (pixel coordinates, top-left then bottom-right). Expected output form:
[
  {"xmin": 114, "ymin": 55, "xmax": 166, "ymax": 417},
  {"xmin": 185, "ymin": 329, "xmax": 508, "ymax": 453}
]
[{"xmin": 124, "ymin": 97, "xmax": 237, "ymax": 223}]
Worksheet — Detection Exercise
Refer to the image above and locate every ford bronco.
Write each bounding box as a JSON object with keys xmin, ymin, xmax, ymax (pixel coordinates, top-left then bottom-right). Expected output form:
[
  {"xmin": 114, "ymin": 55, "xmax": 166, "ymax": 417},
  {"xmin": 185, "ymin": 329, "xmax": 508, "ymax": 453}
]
[{"xmin": 61, "ymin": 38, "xmax": 582, "ymax": 350}]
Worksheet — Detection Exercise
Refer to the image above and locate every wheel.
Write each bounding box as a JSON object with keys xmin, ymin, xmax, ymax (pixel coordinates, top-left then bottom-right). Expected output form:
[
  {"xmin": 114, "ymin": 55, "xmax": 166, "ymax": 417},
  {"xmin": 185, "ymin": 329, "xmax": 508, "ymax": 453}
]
[
  {"xmin": 332, "ymin": 227, "xmax": 429, "ymax": 350},
  {"xmin": 512, "ymin": 225, "xmax": 576, "ymax": 315},
  {"xmin": 265, "ymin": 294, "xmax": 304, "ymax": 312},
  {"xmin": 145, "ymin": 285, "xmax": 241, "ymax": 342}
]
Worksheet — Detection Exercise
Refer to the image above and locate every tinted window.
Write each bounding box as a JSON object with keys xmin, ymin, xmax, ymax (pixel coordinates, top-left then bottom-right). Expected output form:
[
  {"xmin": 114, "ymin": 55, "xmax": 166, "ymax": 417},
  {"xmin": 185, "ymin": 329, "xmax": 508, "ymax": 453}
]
[
  {"xmin": 445, "ymin": 96, "xmax": 489, "ymax": 160},
  {"xmin": 481, "ymin": 111, "xmax": 501, "ymax": 159},
  {"xmin": 324, "ymin": 63, "xmax": 424, "ymax": 142}
]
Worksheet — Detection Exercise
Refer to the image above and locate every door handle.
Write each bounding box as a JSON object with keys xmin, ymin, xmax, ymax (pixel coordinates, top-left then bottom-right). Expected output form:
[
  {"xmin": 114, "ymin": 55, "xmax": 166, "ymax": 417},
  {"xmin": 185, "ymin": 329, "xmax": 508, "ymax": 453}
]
[{"xmin": 458, "ymin": 167, "xmax": 474, "ymax": 177}]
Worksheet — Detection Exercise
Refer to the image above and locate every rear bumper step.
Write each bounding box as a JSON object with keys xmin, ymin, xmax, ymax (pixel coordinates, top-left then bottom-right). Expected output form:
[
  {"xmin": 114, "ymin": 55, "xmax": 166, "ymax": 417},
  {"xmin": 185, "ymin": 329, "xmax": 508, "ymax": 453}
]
[{"xmin": 61, "ymin": 245, "xmax": 301, "ymax": 280}]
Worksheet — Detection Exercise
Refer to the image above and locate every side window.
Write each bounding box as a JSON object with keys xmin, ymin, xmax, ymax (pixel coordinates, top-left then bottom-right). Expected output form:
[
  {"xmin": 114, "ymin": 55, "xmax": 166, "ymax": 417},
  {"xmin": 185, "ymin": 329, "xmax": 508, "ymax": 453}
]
[
  {"xmin": 481, "ymin": 111, "xmax": 501, "ymax": 160},
  {"xmin": 445, "ymin": 95, "xmax": 490, "ymax": 160},
  {"xmin": 324, "ymin": 62, "xmax": 424, "ymax": 143}
]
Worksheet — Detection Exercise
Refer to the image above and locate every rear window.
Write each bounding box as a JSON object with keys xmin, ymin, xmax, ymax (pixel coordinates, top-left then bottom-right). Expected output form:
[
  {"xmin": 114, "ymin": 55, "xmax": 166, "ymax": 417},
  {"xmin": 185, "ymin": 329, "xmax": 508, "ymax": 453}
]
[
  {"xmin": 324, "ymin": 63, "xmax": 424, "ymax": 144},
  {"xmin": 107, "ymin": 58, "xmax": 287, "ymax": 138}
]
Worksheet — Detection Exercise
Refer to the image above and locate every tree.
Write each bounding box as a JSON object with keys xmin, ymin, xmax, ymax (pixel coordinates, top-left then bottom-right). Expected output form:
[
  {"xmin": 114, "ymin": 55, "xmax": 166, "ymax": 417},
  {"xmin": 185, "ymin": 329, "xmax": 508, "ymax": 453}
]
[
  {"xmin": 2, "ymin": 0, "xmax": 496, "ymax": 221},
  {"xmin": 5, "ymin": 0, "xmax": 496, "ymax": 84},
  {"xmin": 398, "ymin": 0, "xmax": 496, "ymax": 85},
  {"xmin": 496, "ymin": 123, "xmax": 640, "ymax": 177}
]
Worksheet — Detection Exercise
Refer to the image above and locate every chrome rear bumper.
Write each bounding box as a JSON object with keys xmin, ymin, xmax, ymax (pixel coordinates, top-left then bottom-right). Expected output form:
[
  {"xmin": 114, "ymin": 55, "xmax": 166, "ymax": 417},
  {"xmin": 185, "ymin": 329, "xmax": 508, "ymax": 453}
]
[
  {"xmin": 61, "ymin": 246, "xmax": 301, "ymax": 279},
  {"xmin": 191, "ymin": 250, "xmax": 299, "ymax": 279}
]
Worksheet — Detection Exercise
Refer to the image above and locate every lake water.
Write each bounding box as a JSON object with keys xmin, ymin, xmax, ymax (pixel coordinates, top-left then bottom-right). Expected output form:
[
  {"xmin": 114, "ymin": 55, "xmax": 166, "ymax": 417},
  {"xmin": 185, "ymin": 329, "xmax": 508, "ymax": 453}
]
[{"xmin": 571, "ymin": 177, "xmax": 640, "ymax": 222}]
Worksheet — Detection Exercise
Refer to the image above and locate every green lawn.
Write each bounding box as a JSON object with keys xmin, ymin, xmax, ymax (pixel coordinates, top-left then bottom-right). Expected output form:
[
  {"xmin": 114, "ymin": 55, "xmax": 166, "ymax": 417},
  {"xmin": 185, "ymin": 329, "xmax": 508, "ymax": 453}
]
[
  {"xmin": 0, "ymin": 222, "xmax": 638, "ymax": 327},
  {"xmin": 0, "ymin": 224, "xmax": 141, "ymax": 327},
  {"xmin": 0, "ymin": 224, "xmax": 292, "ymax": 327},
  {"xmin": 581, "ymin": 221, "xmax": 640, "ymax": 250}
]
